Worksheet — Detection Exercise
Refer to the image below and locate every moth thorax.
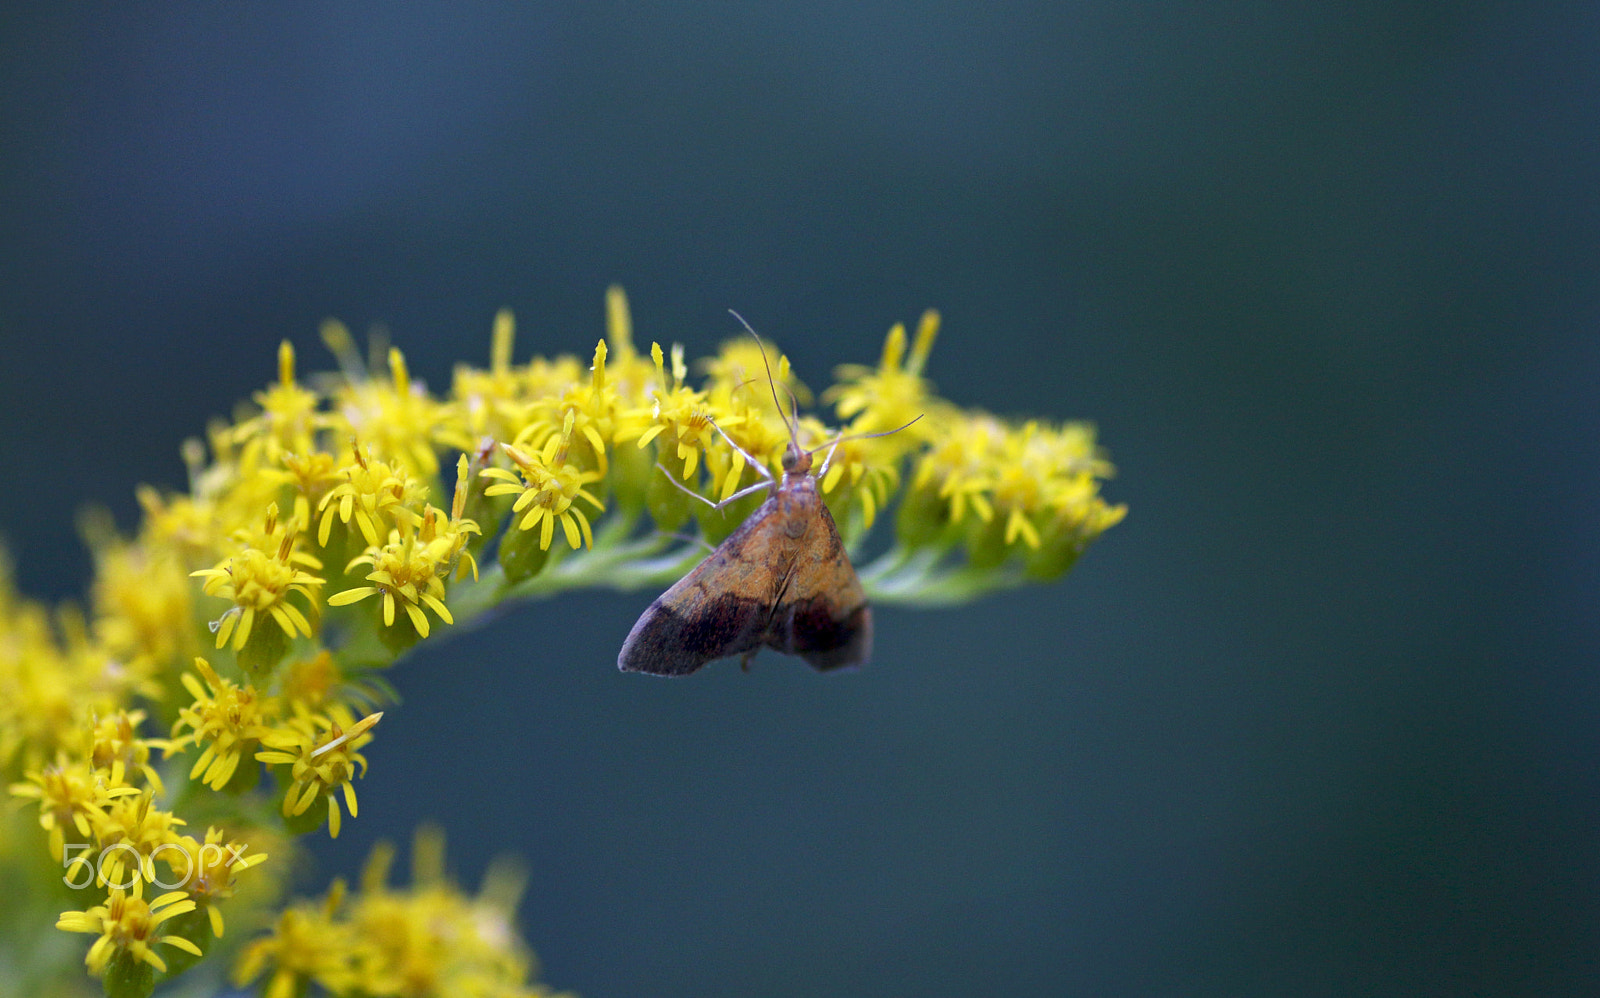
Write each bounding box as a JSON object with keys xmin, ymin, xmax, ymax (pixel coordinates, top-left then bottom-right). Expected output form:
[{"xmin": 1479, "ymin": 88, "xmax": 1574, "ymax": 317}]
[{"xmin": 781, "ymin": 443, "xmax": 813, "ymax": 476}]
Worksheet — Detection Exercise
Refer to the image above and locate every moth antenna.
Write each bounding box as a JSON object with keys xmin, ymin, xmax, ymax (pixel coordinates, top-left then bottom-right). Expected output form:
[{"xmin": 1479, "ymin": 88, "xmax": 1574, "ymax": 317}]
[
  {"xmin": 784, "ymin": 381, "xmax": 801, "ymax": 437},
  {"xmin": 731, "ymin": 375, "xmax": 802, "ymax": 430},
  {"xmin": 728, "ymin": 309, "xmax": 799, "ymax": 451},
  {"xmin": 804, "ymin": 413, "xmax": 925, "ymax": 456}
]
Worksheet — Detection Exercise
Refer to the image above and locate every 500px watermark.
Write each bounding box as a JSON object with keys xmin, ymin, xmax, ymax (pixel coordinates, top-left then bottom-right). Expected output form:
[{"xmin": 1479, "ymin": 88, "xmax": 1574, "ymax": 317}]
[{"xmin": 61, "ymin": 842, "xmax": 252, "ymax": 891}]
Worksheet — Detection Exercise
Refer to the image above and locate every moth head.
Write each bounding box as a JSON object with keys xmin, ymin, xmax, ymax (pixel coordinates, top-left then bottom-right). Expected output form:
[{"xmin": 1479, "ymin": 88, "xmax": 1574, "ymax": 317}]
[{"xmin": 781, "ymin": 441, "xmax": 813, "ymax": 476}]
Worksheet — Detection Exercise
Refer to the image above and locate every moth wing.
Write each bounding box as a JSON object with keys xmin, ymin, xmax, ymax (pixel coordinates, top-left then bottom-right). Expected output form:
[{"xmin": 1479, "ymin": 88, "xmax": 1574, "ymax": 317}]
[
  {"xmin": 617, "ymin": 495, "xmax": 792, "ymax": 676},
  {"xmin": 766, "ymin": 501, "xmax": 872, "ymax": 672}
]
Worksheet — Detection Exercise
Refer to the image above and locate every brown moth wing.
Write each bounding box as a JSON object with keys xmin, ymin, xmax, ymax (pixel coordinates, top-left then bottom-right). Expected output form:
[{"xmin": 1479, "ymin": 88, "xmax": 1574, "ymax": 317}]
[
  {"xmin": 764, "ymin": 495, "xmax": 873, "ymax": 672},
  {"xmin": 617, "ymin": 491, "xmax": 799, "ymax": 676}
]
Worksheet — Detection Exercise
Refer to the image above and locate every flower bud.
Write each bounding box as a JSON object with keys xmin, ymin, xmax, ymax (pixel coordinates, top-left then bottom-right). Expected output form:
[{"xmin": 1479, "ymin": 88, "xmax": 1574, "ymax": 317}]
[
  {"xmin": 103, "ymin": 950, "xmax": 155, "ymax": 998},
  {"xmin": 235, "ymin": 624, "xmax": 289, "ymax": 682},
  {"xmin": 497, "ymin": 520, "xmax": 551, "ymax": 584}
]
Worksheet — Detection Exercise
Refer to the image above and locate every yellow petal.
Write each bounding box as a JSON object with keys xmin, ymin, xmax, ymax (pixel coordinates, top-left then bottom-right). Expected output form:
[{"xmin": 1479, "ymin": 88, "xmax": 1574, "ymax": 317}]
[
  {"xmin": 420, "ymin": 593, "xmax": 453, "ymax": 624},
  {"xmin": 233, "ymin": 607, "xmax": 256, "ymax": 649},
  {"xmin": 637, "ymin": 424, "xmax": 666, "ymax": 448},
  {"xmin": 214, "ymin": 611, "xmax": 237, "ymax": 650},
  {"xmin": 161, "ymin": 933, "xmax": 203, "ymax": 957},
  {"xmin": 822, "ymin": 461, "xmax": 845, "ymax": 494},
  {"xmin": 403, "ymin": 601, "xmax": 430, "ymax": 638},
  {"xmin": 327, "ymin": 586, "xmax": 379, "ymax": 607}
]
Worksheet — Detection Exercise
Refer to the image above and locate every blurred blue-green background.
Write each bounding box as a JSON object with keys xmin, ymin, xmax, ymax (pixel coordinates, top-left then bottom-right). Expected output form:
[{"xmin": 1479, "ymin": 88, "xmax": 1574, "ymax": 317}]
[{"xmin": 3, "ymin": 4, "xmax": 1597, "ymax": 995}]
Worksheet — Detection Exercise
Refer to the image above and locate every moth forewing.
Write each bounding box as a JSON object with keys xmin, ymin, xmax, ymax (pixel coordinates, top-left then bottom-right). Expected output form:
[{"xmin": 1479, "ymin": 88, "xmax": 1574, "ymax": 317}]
[{"xmin": 617, "ymin": 447, "xmax": 872, "ymax": 676}]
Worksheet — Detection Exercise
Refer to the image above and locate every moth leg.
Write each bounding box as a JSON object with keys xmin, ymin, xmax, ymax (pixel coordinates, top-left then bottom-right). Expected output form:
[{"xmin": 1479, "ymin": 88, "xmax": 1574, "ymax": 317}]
[
  {"xmin": 703, "ymin": 413, "xmax": 775, "ymax": 484},
  {"xmin": 740, "ymin": 649, "xmax": 758, "ymax": 672},
  {"xmin": 817, "ymin": 429, "xmax": 847, "ymax": 479},
  {"xmin": 653, "ymin": 463, "xmax": 773, "ymax": 512}
]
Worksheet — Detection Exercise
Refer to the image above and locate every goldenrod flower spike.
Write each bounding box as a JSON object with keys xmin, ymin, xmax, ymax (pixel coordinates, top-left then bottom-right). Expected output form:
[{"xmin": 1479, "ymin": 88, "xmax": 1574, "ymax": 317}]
[{"xmin": 2, "ymin": 293, "xmax": 1117, "ymax": 992}]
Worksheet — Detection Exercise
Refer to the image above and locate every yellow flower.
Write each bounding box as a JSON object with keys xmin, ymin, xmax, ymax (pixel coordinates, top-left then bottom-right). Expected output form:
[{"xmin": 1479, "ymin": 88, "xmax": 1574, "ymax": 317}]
[
  {"xmin": 902, "ymin": 412, "xmax": 1125, "ymax": 570},
  {"xmin": 57, "ymin": 881, "xmax": 201, "ymax": 977},
  {"xmin": 135, "ymin": 483, "xmax": 226, "ymax": 570},
  {"xmin": 348, "ymin": 830, "xmax": 547, "ymax": 997},
  {"xmin": 326, "ymin": 532, "xmax": 453, "ymax": 637},
  {"xmin": 317, "ymin": 441, "xmax": 426, "ymax": 548},
  {"xmin": 234, "ymin": 883, "xmax": 360, "ymax": 998},
  {"xmin": 266, "ymin": 449, "xmax": 343, "ymax": 535},
  {"xmin": 324, "ymin": 330, "xmax": 448, "ymax": 477},
  {"xmin": 162, "ymin": 825, "xmax": 269, "ymax": 938},
  {"xmin": 85, "ymin": 708, "xmax": 168, "ymax": 797},
  {"xmin": 90, "ymin": 790, "xmax": 186, "ymax": 887},
  {"xmin": 513, "ymin": 338, "xmax": 618, "ymax": 477},
  {"xmin": 522, "ymin": 351, "xmax": 589, "ymax": 404},
  {"xmin": 279, "ymin": 648, "xmax": 390, "ymax": 716},
  {"xmin": 324, "ymin": 479, "xmax": 477, "ymax": 638},
  {"xmin": 623, "ymin": 341, "xmax": 736, "ymax": 481},
  {"xmin": 808, "ymin": 420, "xmax": 903, "ymax": 533},
  {"xmin": 256, "ymin": 708, "xmax": 381, "ymax": 838},
  {"xmin": 908, "ymin": 411, "xmax": 1005, "ymax": 525},
  {"xmin": 192, "ymin": 505, "xmax": 324, "ymax": 653},
  {"xmin": 9, "ymin": 754, "xmax": 140, "ymax": 861},
  {"xmin": 0, "ymin": 601, "xmax": 146, "ymax": 772},
  {"xmin": 826, "ymin": 309, "xmax": 945, "ymax": 440},
  {"xmin": 169, "ymin": 657, "xmax": 276, "ymax": 790},
  {"xmin": 699, "ymin": 334, "xmax": 812, "ymax": 412},
  {"xmin": 84, "ymin": 522, "xmax": 195, "ymax": 678},
  {"xmin": 481, "ymin": 414, "xmax": 604, "ymax": 552},
  {"xmin": 695, "ymin": 340, "xmax": 800, "ymax": 503},
  {"xmin": 231, "ymin": 340, "xmax": 326, "ymax": 474},
  {"xmin": 447, "ymin": 308, "xmax": 533, "ymax": 447},
  {"xmin": 248, "ymin": 828, "xmax": 557, "ymax": 998}
]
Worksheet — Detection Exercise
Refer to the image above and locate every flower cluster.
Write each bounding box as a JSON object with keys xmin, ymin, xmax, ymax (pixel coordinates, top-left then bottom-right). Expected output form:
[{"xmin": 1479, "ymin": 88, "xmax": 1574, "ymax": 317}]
[
  {"xmin": 0, "ymin": 286, "xmax": 1121, "ymax": 996},
  {"xmin": 235, "ymin": 829, "xmax": 566, "ymax": 998}
]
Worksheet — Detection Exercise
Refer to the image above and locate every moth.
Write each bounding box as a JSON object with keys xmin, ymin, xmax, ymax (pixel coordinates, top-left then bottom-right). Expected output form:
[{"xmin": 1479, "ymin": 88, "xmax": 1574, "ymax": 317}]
[{"xmin": 618, "ymin": 316, "xmax": 908, "ymax": 677}]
